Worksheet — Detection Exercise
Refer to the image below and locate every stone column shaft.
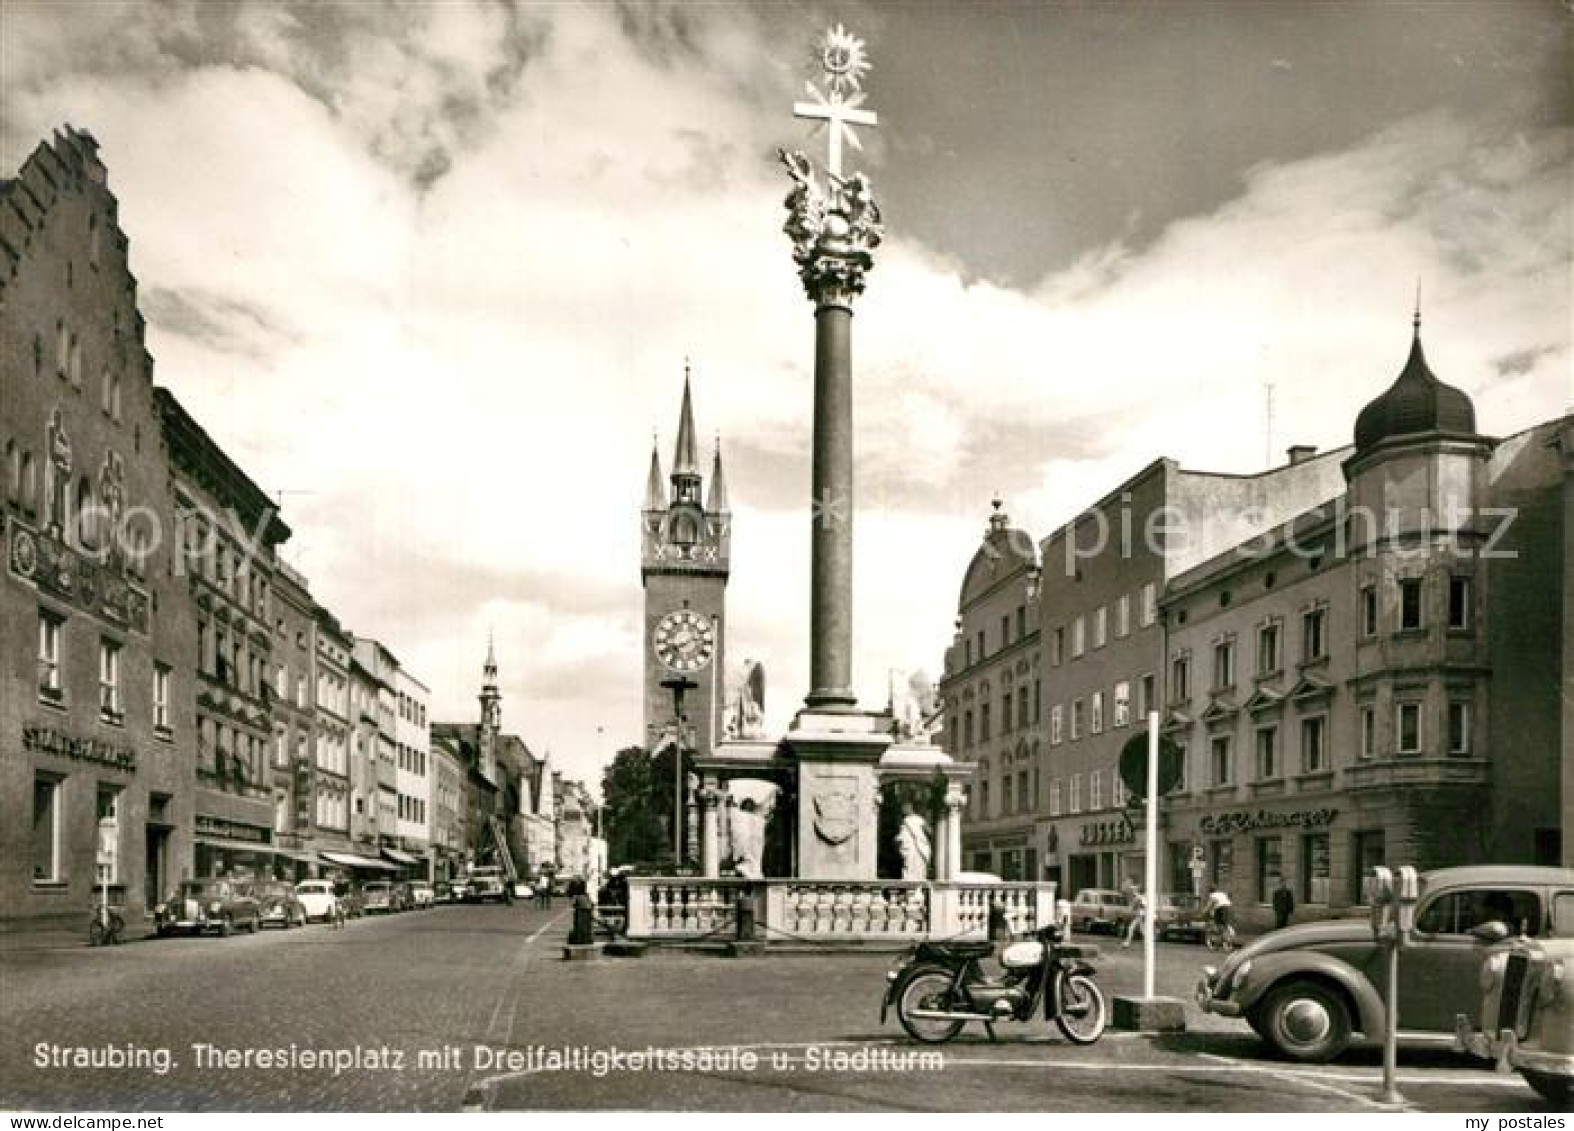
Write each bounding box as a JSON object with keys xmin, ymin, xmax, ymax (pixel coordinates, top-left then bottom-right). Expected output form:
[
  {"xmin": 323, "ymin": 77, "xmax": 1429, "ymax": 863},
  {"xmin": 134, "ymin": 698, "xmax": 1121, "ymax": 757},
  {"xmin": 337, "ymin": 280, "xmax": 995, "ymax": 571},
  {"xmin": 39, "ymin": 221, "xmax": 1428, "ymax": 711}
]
[
  {"xmin": 807, "ymin": 301, "xmax": 856, "ymax": 708},
  {"xmin": 700, "ymin": 793, "xmax": 720, "ymax": 879}
]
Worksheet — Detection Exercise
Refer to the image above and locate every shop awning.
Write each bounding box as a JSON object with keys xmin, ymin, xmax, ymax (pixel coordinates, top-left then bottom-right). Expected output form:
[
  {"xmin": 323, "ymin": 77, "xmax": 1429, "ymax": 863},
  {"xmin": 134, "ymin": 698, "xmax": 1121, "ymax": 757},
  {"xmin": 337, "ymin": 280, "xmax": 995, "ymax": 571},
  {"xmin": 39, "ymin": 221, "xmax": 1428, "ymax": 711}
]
[
  {"xmin": 319, "ymin": 851, "xmax": 397, "ymax": 872},
  {"xmin": 194, "ymin": 836, "xmax": 274, "ymax": 853},
  {"xmin": 381, "ymin": 847, "xmax": 422, "ymax": 866}
]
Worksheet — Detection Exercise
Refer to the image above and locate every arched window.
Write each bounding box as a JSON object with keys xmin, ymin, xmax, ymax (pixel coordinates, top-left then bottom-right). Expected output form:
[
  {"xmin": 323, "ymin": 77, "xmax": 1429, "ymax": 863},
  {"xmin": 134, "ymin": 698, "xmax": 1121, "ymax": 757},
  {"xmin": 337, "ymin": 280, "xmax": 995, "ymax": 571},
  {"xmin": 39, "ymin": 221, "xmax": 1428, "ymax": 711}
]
[{"xmin": 668, "ymin": 511, "xmax": 699, "ymax": 545}]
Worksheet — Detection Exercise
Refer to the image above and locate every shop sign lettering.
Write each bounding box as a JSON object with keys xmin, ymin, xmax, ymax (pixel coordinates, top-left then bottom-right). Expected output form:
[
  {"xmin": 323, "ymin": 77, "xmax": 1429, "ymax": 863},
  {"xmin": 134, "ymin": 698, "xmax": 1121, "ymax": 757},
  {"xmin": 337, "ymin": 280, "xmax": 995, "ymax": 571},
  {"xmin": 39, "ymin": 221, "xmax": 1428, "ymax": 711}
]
[
  {"xmin": 22, "ymin": 724, "xmax": 135, "ymax": 771},
  {"xmin": 1200, "ymin": 808, "xmax": 1338, "ymax": 836}
]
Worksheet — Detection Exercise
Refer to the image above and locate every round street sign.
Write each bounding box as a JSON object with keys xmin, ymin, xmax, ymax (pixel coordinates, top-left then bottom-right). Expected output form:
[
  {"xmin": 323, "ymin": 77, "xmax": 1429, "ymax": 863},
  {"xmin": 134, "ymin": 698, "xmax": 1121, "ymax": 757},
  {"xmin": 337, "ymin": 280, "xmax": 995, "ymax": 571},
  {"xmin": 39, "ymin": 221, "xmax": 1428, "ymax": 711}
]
[{"xmin": 1119, "ymin": 731, "xmax": 1184, "ymax": 800}]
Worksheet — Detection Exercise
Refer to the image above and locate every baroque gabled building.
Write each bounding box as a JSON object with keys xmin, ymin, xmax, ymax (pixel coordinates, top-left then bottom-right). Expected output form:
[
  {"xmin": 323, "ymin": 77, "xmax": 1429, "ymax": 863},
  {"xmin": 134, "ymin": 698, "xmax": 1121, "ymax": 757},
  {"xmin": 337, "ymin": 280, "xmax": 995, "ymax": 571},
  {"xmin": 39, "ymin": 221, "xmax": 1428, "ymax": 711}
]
[{"xmin": 1, "ymin": 127, "xmax": 196, "ymax": 929}]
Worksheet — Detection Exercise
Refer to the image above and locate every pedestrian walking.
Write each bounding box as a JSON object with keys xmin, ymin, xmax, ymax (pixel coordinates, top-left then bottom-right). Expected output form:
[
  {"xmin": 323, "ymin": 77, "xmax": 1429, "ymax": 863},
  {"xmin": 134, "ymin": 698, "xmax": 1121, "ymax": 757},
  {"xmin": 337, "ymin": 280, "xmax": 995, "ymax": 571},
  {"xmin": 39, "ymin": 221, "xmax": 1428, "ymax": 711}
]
[
  {"xmin": 1272, "ymin": 876, "xmax": 1294, "ymax": 931},
  {"xmin": 1121, "ymin": 880, "xmax": 1146, "ymax": 949}
]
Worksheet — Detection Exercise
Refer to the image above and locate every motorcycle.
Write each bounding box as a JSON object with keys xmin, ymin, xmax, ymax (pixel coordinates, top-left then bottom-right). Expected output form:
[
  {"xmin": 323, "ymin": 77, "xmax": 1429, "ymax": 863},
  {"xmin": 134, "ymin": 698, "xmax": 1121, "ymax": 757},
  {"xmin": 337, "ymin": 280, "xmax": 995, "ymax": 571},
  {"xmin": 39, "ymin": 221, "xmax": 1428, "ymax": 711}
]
[{"xmin": 881, "ymin": 921, "xmax": 1107, "ymax": 1045}]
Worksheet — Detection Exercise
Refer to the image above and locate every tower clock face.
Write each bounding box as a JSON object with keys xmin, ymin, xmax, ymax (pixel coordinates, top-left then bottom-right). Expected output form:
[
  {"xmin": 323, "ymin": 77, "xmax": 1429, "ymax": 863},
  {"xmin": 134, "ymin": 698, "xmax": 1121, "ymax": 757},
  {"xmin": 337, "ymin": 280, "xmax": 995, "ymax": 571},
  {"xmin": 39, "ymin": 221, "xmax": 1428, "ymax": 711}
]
[{"xmin": 653, "ymin": 609, "xmax": 716, "ymax": 674}]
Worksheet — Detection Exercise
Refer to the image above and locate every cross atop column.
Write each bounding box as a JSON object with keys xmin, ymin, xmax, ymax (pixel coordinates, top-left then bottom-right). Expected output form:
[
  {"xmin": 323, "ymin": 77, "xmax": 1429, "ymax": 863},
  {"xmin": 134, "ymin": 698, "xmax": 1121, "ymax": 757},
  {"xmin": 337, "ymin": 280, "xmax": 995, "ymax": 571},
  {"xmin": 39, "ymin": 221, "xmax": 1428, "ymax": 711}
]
[{"xmin": 792, "ymin": 23, "xmax": 878, "ymax": 177}]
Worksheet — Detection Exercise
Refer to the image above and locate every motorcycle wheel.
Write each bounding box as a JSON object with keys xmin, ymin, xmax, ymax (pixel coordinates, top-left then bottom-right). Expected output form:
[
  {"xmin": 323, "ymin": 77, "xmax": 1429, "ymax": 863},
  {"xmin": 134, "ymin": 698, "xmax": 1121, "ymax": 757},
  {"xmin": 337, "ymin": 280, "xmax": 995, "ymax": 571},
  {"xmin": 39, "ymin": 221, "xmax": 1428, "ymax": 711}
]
[
  {"xmin": 896, "ymin": 968, "xmax": 965, "ymax": 1045},
  {"xmin": 1054, "ymin": 972, "xmax": 1107, "ymax": 1045}
]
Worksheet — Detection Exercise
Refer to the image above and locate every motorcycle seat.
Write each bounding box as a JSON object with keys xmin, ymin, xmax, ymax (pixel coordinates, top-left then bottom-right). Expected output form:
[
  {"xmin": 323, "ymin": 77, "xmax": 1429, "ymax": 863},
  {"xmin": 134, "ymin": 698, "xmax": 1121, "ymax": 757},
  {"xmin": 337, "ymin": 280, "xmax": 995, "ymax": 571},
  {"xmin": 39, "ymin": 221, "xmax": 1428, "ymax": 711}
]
[
  {"xmin": 922, "ymin": 939, "xmax": 995, "ymax": 960},
  {"xmin": 1052, "ymin": 944, "xmax": 1098, "ymax": 960}
]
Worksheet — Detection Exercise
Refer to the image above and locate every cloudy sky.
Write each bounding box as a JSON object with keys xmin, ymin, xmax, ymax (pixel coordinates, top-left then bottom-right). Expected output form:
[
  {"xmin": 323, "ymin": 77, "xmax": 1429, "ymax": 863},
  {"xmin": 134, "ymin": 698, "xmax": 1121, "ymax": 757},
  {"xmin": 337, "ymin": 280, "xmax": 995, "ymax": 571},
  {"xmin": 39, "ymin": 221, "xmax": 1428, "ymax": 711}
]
[{"xmin": 4, "ymin": 1, "xmax": 1568, "ymax": 791}]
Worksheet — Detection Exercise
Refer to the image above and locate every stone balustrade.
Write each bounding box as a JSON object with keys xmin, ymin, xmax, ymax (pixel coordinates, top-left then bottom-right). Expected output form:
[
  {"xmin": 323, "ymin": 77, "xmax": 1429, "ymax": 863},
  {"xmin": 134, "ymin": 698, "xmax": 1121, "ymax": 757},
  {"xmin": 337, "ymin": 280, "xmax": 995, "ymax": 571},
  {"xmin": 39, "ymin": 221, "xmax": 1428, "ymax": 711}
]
[{"xmin": 625, "ymin": 877, "xmax": 1057, "ymax": 943}]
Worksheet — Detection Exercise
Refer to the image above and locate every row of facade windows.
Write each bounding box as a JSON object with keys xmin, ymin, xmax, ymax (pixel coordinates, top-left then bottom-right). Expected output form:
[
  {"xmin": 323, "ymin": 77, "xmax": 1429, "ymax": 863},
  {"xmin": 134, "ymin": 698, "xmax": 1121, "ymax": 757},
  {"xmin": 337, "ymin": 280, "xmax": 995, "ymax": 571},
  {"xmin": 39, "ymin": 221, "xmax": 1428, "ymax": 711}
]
[
  {"xmin": 397, "ymin": 793, "xmax": 428, "ymax": 825},
  {"xmin": 36, "ymin": 609, "xmax": 170, "ymax": 731},
  {"xmin": 31, "ymin": 773, "xmax": 126, "ymax": 886}
]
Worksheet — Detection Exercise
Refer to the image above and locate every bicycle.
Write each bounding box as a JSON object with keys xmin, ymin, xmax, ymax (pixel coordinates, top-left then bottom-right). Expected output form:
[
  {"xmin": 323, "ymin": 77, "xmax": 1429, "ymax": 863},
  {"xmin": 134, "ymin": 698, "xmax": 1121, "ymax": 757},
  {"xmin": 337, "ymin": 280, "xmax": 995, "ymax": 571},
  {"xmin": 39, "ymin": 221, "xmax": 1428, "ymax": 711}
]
[
  {"xmin": 1204, "ymin": 913, "xmax": 1237, "ymax": 953},
  {"xmin": 89, "ymin": 897, "xmax": 124, "ymax": 947}
]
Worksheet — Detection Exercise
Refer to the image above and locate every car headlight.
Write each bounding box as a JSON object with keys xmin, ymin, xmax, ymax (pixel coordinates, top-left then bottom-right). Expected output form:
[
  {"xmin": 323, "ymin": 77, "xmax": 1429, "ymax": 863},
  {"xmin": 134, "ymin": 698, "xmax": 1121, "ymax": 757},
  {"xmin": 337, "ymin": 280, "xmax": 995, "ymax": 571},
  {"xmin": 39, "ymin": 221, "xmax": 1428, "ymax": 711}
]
[
  {"xmin": 1538, "ymin": 958, "xmax": 1565, "ymax": 1006},
  {"xmin": 1481, "ymin": 952, "xmax": 1508, "ymax": 992}
]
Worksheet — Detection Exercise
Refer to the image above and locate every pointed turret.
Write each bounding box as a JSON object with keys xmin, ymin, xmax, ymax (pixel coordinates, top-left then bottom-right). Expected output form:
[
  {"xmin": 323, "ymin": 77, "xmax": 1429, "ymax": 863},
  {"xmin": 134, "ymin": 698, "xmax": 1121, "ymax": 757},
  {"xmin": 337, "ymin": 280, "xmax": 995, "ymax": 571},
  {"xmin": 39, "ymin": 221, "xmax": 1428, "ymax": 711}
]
[
  {"xmin": 480, "ymin": 635, "xmax": 501, "ymax": 733},
  {"xmin": 706, "ymin": 436, "xmax": 728, "ymax": 513},
  {"xmin": 671, "ymin": 364, "xmax": 701, "ymax": 503},
  {"xmin": 644, "ymin": 438, "xmax": 666, "ymax": 510}
]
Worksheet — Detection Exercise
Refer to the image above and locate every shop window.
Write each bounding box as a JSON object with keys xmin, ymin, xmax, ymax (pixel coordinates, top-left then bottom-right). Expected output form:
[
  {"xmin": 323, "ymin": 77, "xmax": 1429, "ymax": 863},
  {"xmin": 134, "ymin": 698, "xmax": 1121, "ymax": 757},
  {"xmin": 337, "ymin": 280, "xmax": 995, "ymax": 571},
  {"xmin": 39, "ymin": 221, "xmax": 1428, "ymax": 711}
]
[
  {"xmin": 1255, "ymin": 836, "xmax": 1283, "ymax": 903},
  {"xmin": 33, "ymin": 774, "xmax": 63, "ymax": 882},
  {"xmin": 1302, "ymin": 833, "xmax": 1330, "ymax": 905},
  {"xmin": 1210, "ymin": 839, "xmax": 1234, "ymax": 889},
  {"xmin": 1353, "ymin": 830, "xmax": 1386, "ymax": 902}
]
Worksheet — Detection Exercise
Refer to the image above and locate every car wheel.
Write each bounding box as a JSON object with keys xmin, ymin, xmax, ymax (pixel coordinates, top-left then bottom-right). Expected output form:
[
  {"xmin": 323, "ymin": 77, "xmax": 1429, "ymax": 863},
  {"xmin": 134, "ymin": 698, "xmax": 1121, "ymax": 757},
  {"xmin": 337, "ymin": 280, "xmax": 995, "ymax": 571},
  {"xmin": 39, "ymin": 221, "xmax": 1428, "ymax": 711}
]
[
  {"xmin": 1255, "ymin": 980, "xmax": 1352, "ymax": 1063},
  {"xmin": 1521, "ymin": 1070, "xmax": 1570, "ymax": 1108}
]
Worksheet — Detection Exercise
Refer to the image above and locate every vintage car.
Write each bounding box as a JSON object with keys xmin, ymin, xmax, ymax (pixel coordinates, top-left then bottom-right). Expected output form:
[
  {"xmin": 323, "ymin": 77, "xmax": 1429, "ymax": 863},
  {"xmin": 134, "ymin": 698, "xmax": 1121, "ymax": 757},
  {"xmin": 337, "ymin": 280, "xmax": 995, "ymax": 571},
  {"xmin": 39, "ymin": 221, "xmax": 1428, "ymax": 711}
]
[
  {"xmin": 467, "ymin": 866, "xmax": 508, "ymax": 903},
  {"xmin": 1196, "ymin": 865, "xmax": 1574, "ymax": 1063},
  {"xmin": 1070, "ymin": 888, "xmax": 1136, "ymax": 935},
  {"xmin": 409, "ymin": 882, "xmax": 436, "ymax": 909},
  {"xmin": 1155, "ymin": 892, "xmax": 1209, "ymax": 943},
  {"xmin": 1455, "ymin": 924, "xmax": 1573, "ymax": 1108},
  {"xmin": 154, "ymin": 878, "xmax": 262, "ymax": 937},
  {"xmin": 361, "ymin": 881, "xmax": 396, "ymax": 914},
  {"xmin": 294, "ymin": 879, "xmax": 340, "ymax": 922},
  {"xmin": 448, "ymin": 877, "xmax": 472, "ymax": 903},
  {"xmin": 255, "ymin": 880, "xmax": 308, "ymax": 929}
]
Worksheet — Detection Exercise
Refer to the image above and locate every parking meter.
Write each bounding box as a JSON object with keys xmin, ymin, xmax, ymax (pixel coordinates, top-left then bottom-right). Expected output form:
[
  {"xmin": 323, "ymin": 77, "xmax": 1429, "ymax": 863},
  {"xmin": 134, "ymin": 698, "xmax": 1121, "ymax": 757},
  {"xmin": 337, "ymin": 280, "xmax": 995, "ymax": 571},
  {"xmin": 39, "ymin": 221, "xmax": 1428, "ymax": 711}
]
[
  {"xmin": 1394, "ymin": 865, "xmax": 1420, "ymax": 941},
  {"xmin": 1367, "ymin": 865, "xmax": 1394, "ymax": 940}
]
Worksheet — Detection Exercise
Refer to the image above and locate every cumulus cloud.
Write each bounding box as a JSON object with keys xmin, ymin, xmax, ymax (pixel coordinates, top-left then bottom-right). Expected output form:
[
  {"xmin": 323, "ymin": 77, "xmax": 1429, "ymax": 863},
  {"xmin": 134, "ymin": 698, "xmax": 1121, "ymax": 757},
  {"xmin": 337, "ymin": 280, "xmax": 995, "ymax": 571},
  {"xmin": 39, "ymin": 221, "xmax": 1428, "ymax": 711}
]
[{"xmin": 2, "ymin": 2, "xmax": 1565, "ymax": 790}]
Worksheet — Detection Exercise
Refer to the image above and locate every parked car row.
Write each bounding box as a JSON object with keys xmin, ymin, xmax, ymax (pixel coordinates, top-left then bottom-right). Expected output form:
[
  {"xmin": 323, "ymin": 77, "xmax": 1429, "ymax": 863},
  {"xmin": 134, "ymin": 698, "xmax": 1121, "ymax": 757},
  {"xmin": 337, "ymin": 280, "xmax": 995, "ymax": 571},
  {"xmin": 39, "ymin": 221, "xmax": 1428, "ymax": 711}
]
[{"xmin": 154, "ymin": 877, "xmax": 440, "ymax": 936}]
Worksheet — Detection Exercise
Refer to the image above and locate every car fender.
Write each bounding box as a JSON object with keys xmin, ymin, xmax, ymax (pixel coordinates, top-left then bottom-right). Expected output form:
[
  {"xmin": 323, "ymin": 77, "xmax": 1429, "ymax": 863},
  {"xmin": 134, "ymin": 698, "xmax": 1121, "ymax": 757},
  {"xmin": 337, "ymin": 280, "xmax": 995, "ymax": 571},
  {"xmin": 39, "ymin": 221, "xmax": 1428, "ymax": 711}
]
[{"xmin": 1233, "ymin": 951, "xmax": 1385, "ymax": 1036}]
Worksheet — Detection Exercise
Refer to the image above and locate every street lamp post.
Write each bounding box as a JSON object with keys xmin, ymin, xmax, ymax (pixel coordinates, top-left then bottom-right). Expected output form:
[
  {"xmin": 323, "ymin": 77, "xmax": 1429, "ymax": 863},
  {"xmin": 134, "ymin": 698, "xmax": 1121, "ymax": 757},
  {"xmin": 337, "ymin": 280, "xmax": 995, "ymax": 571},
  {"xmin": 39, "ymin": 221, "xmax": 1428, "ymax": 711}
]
[{"xmin": 660, "ymin": 675, "xmax": 698, "ymax": 866}]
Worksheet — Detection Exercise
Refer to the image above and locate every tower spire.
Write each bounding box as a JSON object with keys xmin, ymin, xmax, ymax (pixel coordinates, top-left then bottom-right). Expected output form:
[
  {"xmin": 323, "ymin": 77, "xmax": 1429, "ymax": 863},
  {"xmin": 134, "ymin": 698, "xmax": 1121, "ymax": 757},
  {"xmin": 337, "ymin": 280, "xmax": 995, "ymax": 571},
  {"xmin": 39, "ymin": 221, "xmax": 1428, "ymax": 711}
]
[
  {"xmin": 480, "ymin": 634, "xmax": 501, "ymax": 731},
  {"xmin": 644, "ymin": 434, "xmax": 666, "ymax": 509},
  {"xmin": 706, "ymin": 432, "xmax": 728, "ymax": 513},
  {"xmin": 1413, "ymin": 277, "xmax": 1422, "ymax": 338},
  {"xmin": 670, "ymin": 362, "xmax": 701, "ymax": 503}
]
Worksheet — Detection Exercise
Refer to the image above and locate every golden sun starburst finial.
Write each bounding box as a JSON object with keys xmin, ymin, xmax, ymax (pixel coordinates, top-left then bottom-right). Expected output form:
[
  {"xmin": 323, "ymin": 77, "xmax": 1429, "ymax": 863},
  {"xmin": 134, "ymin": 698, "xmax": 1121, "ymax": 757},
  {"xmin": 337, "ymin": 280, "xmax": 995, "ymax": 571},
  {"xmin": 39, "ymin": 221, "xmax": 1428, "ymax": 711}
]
[{"xmin": 817, "ymin": 23, "xmax": 871, "ymax": 96}]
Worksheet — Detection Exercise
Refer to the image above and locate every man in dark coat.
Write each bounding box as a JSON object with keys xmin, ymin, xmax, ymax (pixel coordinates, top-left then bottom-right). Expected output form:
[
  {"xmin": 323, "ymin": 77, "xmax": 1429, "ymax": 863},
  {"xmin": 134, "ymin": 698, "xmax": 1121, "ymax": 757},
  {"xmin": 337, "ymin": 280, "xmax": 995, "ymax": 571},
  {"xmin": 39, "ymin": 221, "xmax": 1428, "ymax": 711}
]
[{"xmin": 1272, "ymin": 877, "xmax": 1295, "ymax": 931}]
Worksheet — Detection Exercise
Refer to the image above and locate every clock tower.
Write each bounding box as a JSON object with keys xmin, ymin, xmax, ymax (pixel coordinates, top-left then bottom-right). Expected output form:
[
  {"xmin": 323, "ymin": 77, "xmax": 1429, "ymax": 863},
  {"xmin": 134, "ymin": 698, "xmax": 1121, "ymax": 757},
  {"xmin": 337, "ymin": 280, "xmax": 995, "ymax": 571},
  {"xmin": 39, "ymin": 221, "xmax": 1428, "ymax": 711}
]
[{"xmin": 641, "ymin": 370, "xmax": 730, "ymax": 762}]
